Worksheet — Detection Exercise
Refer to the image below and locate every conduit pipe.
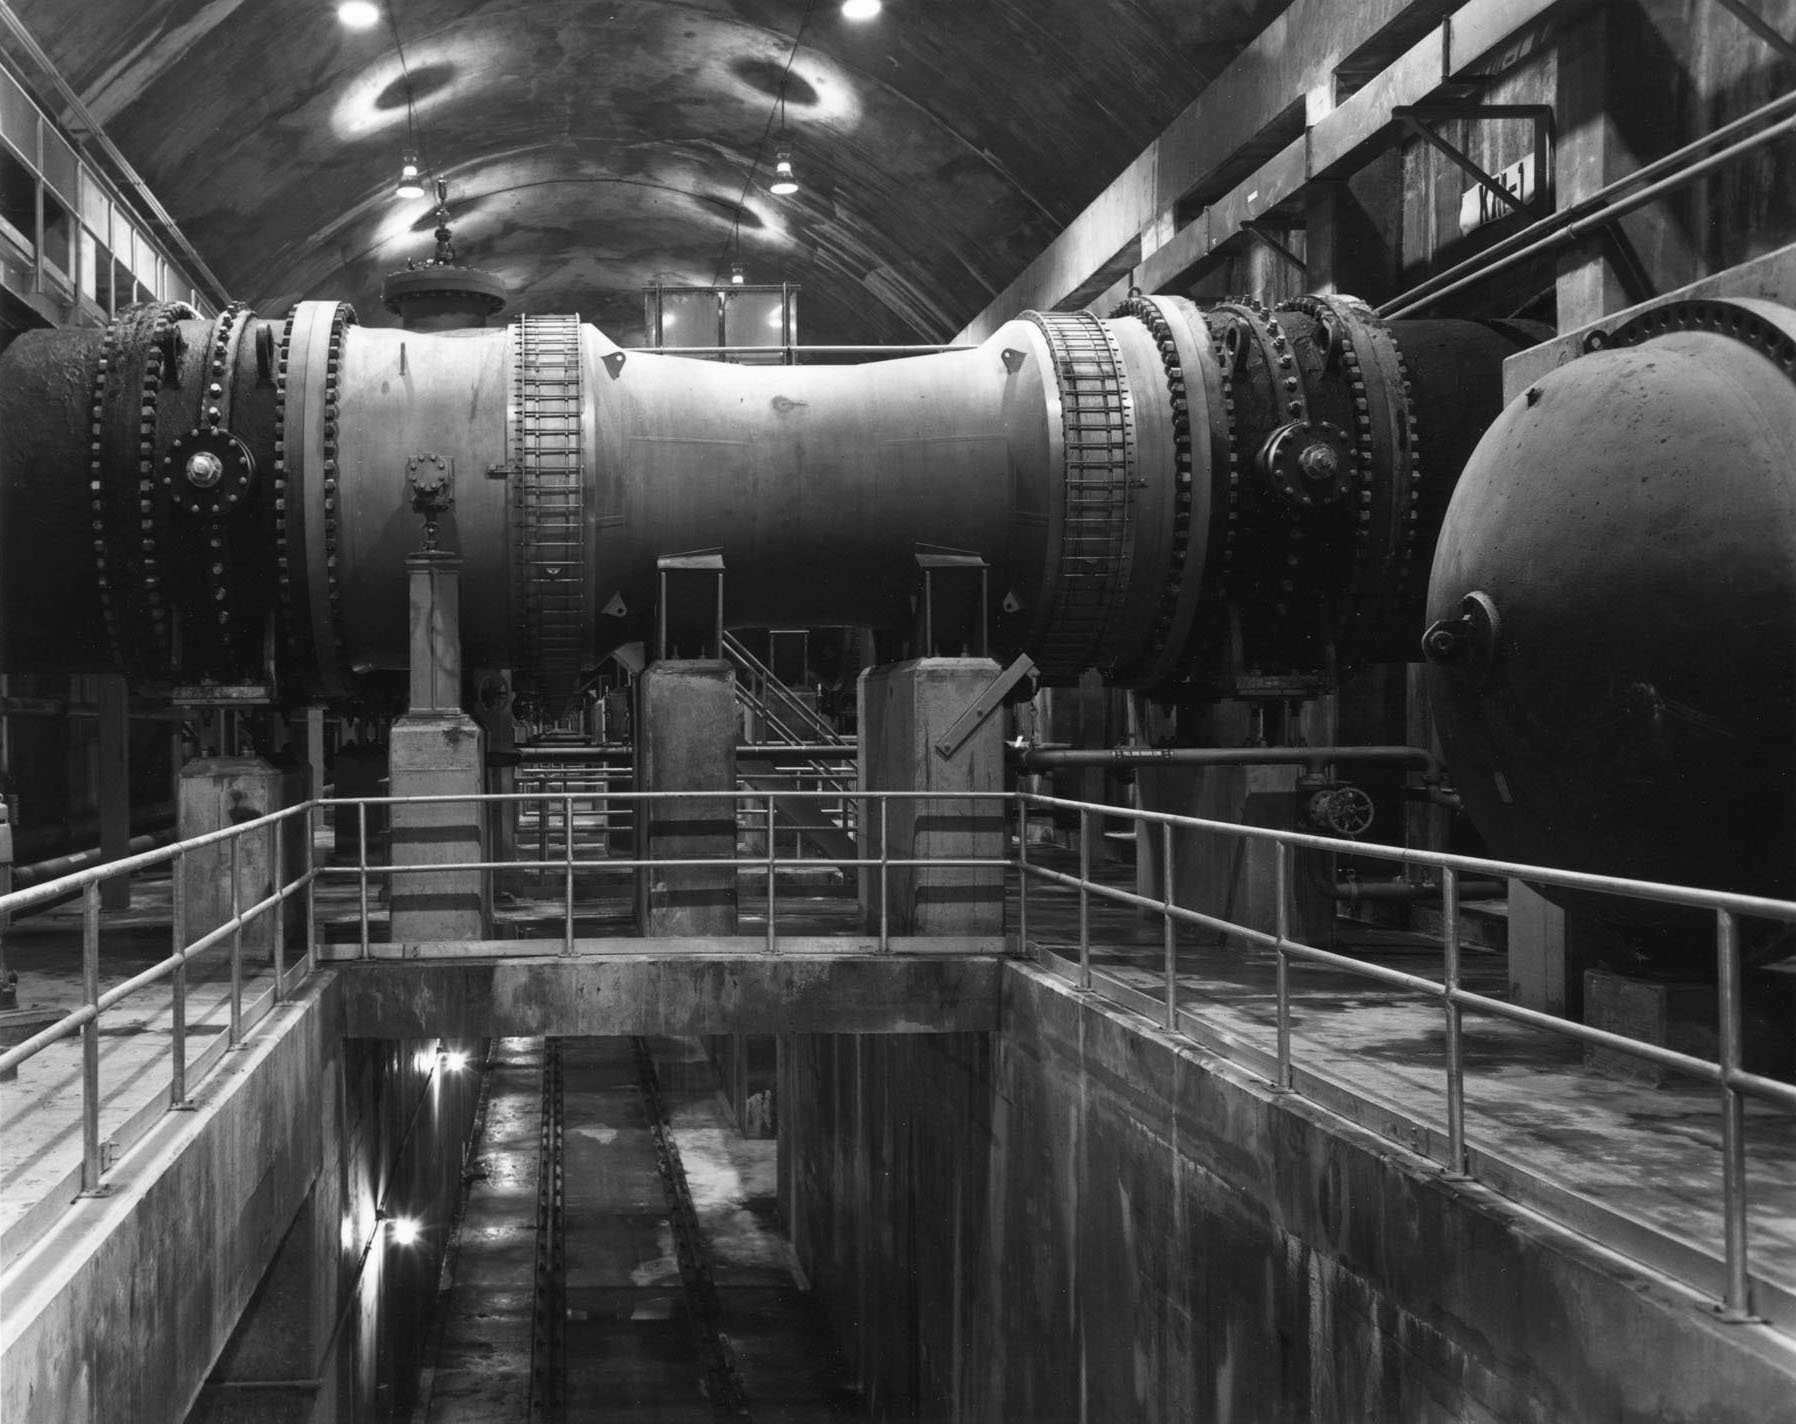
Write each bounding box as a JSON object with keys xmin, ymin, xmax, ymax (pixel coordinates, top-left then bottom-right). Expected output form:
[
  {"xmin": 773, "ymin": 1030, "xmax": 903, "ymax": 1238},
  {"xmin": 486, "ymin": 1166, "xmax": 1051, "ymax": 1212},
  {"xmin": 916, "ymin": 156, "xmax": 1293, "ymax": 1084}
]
[
  {"xmin": 1013, "ymin": 744, "xmax": 1446, "ymax": 780},
  {"xmin": 10, "ymin": 829, "xmax": 177, "ymax": 891}
]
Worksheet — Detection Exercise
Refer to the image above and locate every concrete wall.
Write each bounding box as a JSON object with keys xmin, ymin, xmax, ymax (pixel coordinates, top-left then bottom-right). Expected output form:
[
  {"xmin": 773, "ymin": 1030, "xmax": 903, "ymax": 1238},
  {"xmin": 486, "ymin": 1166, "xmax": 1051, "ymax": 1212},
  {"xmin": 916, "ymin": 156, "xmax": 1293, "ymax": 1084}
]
[
  {"xmin": 1, "ymin": 975, "xmax": 486, "ymax": 1424},
  {"xmin": 780, "ymin": 962, "xmax": 1796, "ymax": 1423}
]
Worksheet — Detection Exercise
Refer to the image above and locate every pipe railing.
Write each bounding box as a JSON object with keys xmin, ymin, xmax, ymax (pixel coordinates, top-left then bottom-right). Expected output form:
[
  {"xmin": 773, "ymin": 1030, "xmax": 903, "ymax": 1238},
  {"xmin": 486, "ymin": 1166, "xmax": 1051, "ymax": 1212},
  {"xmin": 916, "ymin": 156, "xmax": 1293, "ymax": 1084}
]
[
  {"xmin": 0, "ymin": 801, "xmax": 317, "ymax": 1201},
  {"xmin": 1015, "ymin": 790, "xmax": 1796, "ymax": 1323},
  {"xmin": 314, "ymin": 787, "xmax": 1012, "ymax": 960},
  {"xmin": 6, "ymin": 782, "xmax": 1793, "ymax": 1323}
]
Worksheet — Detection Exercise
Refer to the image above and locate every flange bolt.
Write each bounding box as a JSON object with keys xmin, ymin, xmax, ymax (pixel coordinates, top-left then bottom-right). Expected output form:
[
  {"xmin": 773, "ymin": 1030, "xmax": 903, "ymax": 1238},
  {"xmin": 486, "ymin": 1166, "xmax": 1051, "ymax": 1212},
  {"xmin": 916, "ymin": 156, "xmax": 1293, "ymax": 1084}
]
[
  {"xmin": 1298, "ymin": 442, "xmax": 1340, "ymax": 484},
  {"xmin": 185, "ymin": 451, "xmax": 225, "ymax": 489}
]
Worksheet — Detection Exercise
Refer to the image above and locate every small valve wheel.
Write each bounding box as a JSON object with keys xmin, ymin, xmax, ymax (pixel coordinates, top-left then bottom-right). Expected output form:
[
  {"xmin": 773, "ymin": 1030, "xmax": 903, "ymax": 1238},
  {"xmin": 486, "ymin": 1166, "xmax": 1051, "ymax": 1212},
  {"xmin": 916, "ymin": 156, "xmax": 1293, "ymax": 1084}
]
[{"xmin": 1307, "ymin": 784, "xmax": 1375, "ymax": 836}]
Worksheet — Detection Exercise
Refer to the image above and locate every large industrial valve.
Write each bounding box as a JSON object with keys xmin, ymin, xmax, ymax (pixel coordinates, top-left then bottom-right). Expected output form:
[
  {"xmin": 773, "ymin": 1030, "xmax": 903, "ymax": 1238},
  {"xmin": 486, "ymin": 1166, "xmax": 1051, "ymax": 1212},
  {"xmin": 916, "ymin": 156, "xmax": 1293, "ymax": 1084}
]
[
  {"xmin": 0, "ymin": 295, "xmax": 1525, "ymax": 705},
  {"xmin": 1424, "ymin": 295, "xmax": 1796, "ymax": 922}
]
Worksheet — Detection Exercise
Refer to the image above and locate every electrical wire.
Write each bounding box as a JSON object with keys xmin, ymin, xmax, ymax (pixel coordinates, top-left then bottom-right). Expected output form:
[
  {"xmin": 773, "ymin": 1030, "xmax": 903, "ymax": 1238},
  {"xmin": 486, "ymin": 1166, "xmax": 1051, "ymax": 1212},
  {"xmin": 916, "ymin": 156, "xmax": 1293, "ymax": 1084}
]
[
  {"xmin": 713, "ymin": 0, "xmax": 820, "ymax": 285},
  {"xmin": 385, "ymin": 0, "xmax": 429, "ymax": 174}
]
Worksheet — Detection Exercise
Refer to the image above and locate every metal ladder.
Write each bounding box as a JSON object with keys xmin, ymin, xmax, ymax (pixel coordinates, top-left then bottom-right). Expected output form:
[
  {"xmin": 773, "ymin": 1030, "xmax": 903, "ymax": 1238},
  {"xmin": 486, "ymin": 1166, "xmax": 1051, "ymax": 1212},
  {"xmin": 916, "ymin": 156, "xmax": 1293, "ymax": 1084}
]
[{"xmin": 513, "ymin": 315, "xmax": 585, "ymax": 705}]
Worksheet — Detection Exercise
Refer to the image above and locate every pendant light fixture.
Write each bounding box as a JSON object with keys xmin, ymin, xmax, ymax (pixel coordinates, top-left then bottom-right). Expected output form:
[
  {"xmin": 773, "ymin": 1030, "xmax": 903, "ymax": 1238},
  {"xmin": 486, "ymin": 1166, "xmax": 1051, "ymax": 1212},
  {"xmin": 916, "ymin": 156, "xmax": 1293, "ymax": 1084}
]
[
  {"xmin": 770, "ymin": 149, "xmax": 798, "ymax": 196},
  {"xmin": 396, "ymin": 150, "xmax": 425, "ymax": 199},
  {"xmin": 768, "ymin": 79, "xmax": 799, "ymax": 196},
  {"xmin": 730, "ymin": 262, "xmax": 746, "ymax": 286}
]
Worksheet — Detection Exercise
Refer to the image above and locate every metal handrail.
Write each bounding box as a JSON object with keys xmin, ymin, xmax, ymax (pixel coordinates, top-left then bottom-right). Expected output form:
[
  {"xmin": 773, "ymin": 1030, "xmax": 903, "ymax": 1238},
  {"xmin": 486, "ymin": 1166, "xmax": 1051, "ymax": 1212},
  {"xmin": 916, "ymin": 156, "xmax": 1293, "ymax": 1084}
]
[
  {"xmin": 6, "ymin": 781, "xmax": 1792, "ymax": 1323},
  {"xmin": 0, "ymin": 800, "xmax": 317, "ymax": 1208},
  {"xmin": 1015, "ymin": 790, "xmax": 1796, "ymax": 1323}
]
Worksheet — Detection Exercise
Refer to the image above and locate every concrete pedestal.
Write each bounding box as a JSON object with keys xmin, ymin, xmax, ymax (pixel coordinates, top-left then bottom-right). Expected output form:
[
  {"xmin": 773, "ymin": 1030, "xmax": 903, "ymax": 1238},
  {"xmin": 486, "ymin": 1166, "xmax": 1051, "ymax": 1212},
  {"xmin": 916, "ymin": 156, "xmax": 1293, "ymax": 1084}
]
[
  {"xmin": 389, "ymin": 717, "xmax": 488, "ymax": 942},
  {"xmin": 389, "ymin": 553, "xmax": 489, "ymax": 943},
  {"xmin": 1136, "ymin": 763, "xmax": 1332, "ymax": 947},
  {"xmin": 858, "ymin": 658, "xmax": 1005, "ymax": 936},
  {"xmin": 637, "ymin": 661, "xmax": 738, "ymax": 935},
  {"xmin": 178, "ymin": 756, "xmax": 305, "ymax": 955}
]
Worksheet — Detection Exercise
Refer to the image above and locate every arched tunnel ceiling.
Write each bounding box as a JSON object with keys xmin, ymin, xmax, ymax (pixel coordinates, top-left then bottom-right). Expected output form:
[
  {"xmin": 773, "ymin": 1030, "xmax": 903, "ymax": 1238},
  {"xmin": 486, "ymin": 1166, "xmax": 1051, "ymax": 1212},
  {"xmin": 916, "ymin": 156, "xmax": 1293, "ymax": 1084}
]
[{"xmin": 6, "ymin": 0, "xmax": 1291, "ymax": 345}]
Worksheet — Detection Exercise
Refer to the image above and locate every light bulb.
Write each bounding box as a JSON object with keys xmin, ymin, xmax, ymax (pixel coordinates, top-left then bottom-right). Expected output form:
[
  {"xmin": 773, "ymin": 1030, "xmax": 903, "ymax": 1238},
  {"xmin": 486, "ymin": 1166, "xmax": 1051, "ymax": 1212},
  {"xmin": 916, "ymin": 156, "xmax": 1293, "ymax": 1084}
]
[
  {"xmin": 730, "ymin": 263, "xmax": 745, "ymax": 286},
  {"xmin": 388, "ymin": 1216, "xmax": 420, "ymax": 1246},
  {"xmin": 770, "ymin": 151, "xmax": 798, "ymax": 197},
  {"xmin": 442, "ymin": 1049, "xmax": 469, "ymax": 1072},
  {"xmin": 396, "ymin": 152, "xmax": 425, "ymax": 199},
  {"xmin": 338, "ymin": 1, "xmax": 381, "ymax": 29},
  {"xmin": 842, "ymin": 0, "xmax": 881, "ymax": 18}
]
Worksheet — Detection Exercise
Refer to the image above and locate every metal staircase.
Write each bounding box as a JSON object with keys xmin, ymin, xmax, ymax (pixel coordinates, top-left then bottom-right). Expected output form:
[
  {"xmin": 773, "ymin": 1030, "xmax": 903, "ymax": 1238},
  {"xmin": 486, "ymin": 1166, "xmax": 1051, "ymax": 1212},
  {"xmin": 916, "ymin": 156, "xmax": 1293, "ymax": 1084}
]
[{"xmin": 722, "ymin": 631, "xmax": 857, "ymax": 870}]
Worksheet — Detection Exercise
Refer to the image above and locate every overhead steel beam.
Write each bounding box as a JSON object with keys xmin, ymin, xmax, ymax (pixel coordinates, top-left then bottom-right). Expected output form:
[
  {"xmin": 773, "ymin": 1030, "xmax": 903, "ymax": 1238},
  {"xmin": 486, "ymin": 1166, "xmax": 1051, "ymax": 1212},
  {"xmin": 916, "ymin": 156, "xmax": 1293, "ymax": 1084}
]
[
  {"xmin": 953, "ymin": 0, "xmax": 1422, "ymax": 342},
  {"xmin": 1089, "ymin": 0, "xmax": 1582, "ymax": 315}
]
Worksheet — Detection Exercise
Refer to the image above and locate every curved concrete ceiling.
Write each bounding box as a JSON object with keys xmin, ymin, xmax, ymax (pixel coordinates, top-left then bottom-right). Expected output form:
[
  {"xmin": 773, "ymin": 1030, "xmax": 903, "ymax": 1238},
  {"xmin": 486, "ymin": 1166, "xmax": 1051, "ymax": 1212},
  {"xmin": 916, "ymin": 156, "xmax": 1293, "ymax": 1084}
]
[{"xmin": 6, "ymin": 0, "xmax": 1289, "ymax": 344}]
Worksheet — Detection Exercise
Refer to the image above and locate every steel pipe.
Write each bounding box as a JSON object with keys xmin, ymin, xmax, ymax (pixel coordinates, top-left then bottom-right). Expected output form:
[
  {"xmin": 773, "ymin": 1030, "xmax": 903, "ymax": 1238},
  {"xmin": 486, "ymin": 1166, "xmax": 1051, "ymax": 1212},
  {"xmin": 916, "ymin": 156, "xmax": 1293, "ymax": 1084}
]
[{"xmin": 0, "ymin": 296, "xmax": 1524, "ymax": 699}]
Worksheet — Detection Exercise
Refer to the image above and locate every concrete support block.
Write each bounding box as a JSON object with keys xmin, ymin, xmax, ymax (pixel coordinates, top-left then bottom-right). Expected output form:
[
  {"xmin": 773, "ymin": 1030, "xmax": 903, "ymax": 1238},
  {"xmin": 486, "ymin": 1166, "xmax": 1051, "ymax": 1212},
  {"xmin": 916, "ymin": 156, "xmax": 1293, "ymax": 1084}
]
[
  {"xmin": 179, "ymin": 756, "xmax": 291, "ymax": 955},
  {"xmin": 388, "ymin": 716, "xmax": 488, "ymax": 943},
  {"xmin": 1507, "ymin": 880, "xmax": 1588, "ymax": 1016},
  {"xmin": 637, "ymin": 660, "xmax": 738, "ymax": 936},
  {"xmin": 390, "ymin": 551, "xmax": 488, "ymax": 943},
  {"xmin": 857, "ymin": 658, "xmax": 1005, "ymax": 937},
  {"xmin": 1584, "ymin": 968, "xmax": 1793, "ymax": 1084}
]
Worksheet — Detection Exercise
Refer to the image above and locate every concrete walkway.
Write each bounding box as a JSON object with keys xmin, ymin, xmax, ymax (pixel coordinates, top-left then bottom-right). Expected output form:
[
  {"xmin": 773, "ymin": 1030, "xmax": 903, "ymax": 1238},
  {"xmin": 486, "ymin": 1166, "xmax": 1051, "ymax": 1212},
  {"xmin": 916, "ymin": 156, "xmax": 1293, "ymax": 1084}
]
[{"xmin": 1015, "ymin": 843, "xmax": 1796, "ymax": 1332}]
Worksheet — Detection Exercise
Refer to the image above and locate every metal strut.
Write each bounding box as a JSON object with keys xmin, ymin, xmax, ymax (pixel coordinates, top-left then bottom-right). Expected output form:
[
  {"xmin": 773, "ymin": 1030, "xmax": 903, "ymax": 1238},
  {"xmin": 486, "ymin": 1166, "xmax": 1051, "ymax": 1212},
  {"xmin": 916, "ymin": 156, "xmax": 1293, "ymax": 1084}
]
[{"xmin": 512, "ymin": 315, "xmax": 587, "ymax": 708}]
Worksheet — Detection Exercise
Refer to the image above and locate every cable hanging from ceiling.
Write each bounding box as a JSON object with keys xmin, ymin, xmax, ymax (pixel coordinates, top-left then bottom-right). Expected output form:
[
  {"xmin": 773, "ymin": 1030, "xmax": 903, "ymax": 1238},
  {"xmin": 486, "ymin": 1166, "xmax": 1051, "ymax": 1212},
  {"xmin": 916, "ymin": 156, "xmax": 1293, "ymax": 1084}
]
[
  {"xmin": 337, "ymin": 1, "xmax": 432, "ymax": 200},
  {"xmin": 714, "ymin": 0, "xmax": 823, "ymax": 286}
]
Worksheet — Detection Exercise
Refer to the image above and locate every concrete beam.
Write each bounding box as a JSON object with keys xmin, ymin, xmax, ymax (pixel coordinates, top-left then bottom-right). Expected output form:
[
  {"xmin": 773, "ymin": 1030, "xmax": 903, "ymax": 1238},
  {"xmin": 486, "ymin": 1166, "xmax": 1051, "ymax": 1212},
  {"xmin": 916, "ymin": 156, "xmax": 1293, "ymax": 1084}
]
[{"xmin": 335, "ymin": 952, "xmax": 1005, "ymax": 1039}]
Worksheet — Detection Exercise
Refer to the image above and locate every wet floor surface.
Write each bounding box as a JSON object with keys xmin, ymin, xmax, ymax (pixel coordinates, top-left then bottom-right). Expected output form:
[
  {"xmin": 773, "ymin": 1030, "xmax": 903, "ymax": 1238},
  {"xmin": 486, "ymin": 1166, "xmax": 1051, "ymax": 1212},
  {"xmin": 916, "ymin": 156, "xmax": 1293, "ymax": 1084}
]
[
  {"xmin": 420, "ymin": 1038, "xmax": 544, "ymax": 1423},
  {"xmin": 421, "ymin": 1035, "xmax": 855, "ymax": 1423}
]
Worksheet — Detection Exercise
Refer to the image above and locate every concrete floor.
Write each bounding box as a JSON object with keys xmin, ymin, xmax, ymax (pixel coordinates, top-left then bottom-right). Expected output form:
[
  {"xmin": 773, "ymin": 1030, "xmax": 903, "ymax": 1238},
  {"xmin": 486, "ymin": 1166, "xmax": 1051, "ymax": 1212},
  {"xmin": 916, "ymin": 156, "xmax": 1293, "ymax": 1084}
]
[{"xmin": 1015, "ymin": 842, "xmax": 1796, "ymax": 1331}]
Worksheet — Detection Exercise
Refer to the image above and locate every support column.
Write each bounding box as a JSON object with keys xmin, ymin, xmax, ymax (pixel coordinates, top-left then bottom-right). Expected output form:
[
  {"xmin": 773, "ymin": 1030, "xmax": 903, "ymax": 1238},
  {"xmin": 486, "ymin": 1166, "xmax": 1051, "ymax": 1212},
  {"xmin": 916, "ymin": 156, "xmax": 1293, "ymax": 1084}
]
[
  {"xmin": 389, "ymin": 553, "xmax": 488, "ymax": 944},
  {"xmin": 179, "ymin": 754, "xmax": 285, "ymax": 955},
  {"xmin": 858, "ymin": 658, "xmax": 1005, "ymax": 937},
  {"xmin": 97, "ymin": 673, "xmax": 129, "ymax": 910},
  {"xmin": 636, "ymin": 660, "xmax": 738, "ymax": 935}
]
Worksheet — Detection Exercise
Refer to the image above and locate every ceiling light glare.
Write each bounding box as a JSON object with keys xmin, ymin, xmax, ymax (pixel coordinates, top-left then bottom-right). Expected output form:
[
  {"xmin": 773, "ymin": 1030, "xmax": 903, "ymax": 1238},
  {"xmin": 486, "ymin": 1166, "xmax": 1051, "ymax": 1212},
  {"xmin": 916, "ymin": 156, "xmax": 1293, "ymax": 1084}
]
[
  {"xmin": 442, "ymin": 1049, "xmax": 469, "ymax": 1072},
  {"xmin": 770, "ymin": 150, "xmax": 798, "ymax": 196},
  {"xmin": 842, "ymin": 0, "xmax": 882, "ymax": 18},
  {"xmin": 396, "ymin": 151, "xmax": 425, "ymax": 199},
  {"xmin": 388, "ymin": 1216, "xmax": 421, "ymax": 1246},
  {"xmin": 338, "ymin": 1, "xmax": 381, "ymax": 29}
]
